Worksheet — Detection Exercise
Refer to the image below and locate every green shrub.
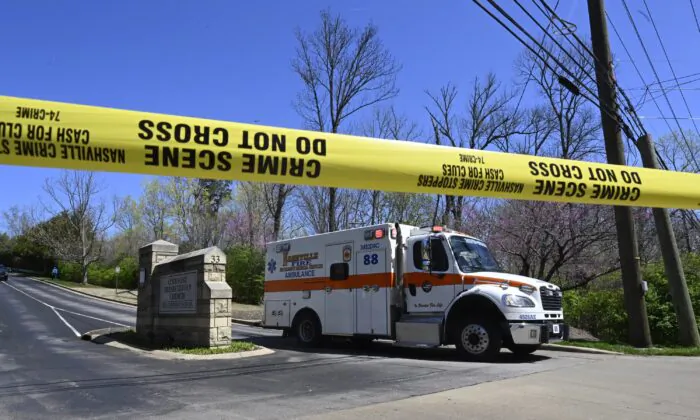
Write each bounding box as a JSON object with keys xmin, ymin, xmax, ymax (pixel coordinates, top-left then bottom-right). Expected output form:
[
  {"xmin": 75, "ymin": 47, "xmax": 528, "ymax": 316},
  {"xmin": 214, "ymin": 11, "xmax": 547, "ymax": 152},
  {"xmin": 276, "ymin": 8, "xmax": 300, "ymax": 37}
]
[
  {"xmin": 226, "ymin": 245, "xmax": 265, "ymax": 305},
  {"xmin": 563, "ymin": 288, "xmax": 627, "ymax": 343},
  {"xmin": 57, "ymin": 257, "xmax": 139, "ymax": 289},
  {"xmin": 563, "ymin": 253, "xmax": 700, "ymax": 346}
]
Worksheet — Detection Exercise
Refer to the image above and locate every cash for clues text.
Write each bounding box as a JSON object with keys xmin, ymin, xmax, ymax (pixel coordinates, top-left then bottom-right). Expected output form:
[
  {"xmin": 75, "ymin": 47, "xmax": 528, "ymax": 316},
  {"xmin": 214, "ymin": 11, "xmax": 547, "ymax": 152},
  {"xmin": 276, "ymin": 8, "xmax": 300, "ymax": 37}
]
[
  {"xmin": 138, "ymin": 120, "xmax": 326, "ymax": 178},
  {"xmin": 0, "ymin": 120, "xmax": 126, "ymax": 164}
]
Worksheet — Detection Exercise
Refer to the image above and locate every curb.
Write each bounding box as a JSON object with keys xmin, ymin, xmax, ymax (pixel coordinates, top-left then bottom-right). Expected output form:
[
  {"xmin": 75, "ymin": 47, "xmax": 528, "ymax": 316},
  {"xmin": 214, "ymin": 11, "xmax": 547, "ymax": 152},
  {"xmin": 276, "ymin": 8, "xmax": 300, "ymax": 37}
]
[
  {"xmin": 82, "ymin": 328, "xmax": 275, "ymax": 360},
  {"xmin": 31, "ymin": 277, "xmax": 138, "ymax": 307},
  {"xmin": 232, "ymin": 318, "xmax": 262, "ymax": 327},
  {"xmin": 541, "ymin": 343, "xmax": 623, "ymax": 355}
]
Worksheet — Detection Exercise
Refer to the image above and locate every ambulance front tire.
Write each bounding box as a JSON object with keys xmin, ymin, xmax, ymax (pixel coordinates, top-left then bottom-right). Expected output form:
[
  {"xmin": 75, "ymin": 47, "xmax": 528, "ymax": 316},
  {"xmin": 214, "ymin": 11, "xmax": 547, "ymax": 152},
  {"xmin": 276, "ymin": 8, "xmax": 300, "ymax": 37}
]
[
  {"xmin": 293, "ymin": 311, "xmax": 322, "ymax": 348},
  {"xmin": 453, "ymin": 316, "xmax": 502, "ymax": 362}
]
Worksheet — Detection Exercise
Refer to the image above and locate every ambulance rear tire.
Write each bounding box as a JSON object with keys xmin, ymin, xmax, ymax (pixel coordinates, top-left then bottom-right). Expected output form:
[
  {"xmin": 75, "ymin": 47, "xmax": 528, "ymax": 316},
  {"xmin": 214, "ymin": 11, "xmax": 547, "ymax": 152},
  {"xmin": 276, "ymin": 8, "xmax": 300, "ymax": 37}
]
[
  {"xmin": 454, "ymin": 316, "xmax": 502, "ymax": 362},
  {"xmin": 294, "ymin": 312, "xmax": 322, "ymax": 347}
]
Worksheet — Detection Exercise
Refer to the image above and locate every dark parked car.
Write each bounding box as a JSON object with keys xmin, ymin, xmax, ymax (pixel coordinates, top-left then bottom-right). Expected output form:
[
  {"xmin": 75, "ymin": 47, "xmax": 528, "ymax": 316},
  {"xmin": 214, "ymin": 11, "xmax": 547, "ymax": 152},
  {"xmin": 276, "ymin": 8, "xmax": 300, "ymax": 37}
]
[{"xmin": 0, "ymin": 264, "xmax": 8, "ymax": 281}]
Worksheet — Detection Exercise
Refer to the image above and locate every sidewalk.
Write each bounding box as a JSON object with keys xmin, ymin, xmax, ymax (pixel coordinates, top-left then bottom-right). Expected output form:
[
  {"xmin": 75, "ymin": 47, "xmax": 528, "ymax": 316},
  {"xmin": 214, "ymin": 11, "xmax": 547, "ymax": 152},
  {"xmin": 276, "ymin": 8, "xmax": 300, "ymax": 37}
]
[{"xmin": 298, "ymin": 353, "xmax": 700, "ymax": 419}]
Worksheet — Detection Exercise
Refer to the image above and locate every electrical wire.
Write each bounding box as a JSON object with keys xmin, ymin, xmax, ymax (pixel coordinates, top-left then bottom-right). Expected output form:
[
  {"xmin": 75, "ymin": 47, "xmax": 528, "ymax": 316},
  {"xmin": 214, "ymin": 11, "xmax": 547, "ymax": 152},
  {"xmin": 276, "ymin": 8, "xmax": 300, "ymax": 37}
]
[
  {"xmin": 476, "ymin": 0, "xmax": 700, "ymax": 232},
  {"xmin": 621, "ymin": 0, "xmax": 700, "ymax": 171},
  {"xmin": 642, "ymin": 0, "xmax": 700, "ymax": 142},
  {"xmin": 473, "ymin": 0, "xmax": 636, "ymax": 141},
  {"xmin": 633, "ymin": 75, "xmax": 700, "ymax": 109},
  {"xmin": 511, "ymin": 0, "xmax": 561, "ymax": 117},
  {"xmin": 534, "ymin": 0, "xmax": 646, "ymax": 137},
  {"xmin": 638, "ymin": 71, "xmax": 700, "ymax": 89},
  {"xmin": 691, "ymin": 0, "xmax": 700, "ymax": 33}
]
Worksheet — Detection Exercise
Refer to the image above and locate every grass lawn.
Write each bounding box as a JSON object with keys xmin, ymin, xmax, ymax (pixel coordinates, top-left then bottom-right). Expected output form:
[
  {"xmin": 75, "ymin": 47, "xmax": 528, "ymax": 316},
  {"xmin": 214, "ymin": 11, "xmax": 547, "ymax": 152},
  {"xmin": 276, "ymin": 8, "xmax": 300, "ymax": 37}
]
[
  {"xmin": 167, "ymin": 341, "xmax": 257, "ymax": 355},
  {"xmin": 106, "ymin": 329, "xmax": 258, "ymax": 355},
  {"xmin": 41, "ymin": 278, "xmax": 102, "ymax": 289},
  {"xmin": 560, "ymin": 340, "xmax": 700, "ymax": 356}
]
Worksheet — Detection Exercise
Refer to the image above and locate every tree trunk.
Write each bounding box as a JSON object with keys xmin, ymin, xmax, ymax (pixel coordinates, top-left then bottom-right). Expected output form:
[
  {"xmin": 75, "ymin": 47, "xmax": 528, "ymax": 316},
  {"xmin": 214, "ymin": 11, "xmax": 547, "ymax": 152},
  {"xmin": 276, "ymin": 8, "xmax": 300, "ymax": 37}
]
[
  {"xmin": 82, "ymin": 262, "xmax": 88, "ymax": 285},
  {"xmin": 370, "ymin": 191, "xmax": 380, "ymax": 225},
  {"xmin": 328, "ymin": 187, "xmax": 337, "ymax": 232},
  {"xmin": 272, "ymin": 187, "xmax": 284, "ymax": 241}
]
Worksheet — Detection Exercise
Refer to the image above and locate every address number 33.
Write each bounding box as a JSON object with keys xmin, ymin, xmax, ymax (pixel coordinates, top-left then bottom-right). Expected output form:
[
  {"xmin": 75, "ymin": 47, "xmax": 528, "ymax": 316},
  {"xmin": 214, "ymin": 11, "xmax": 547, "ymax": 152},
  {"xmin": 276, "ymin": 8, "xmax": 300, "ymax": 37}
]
[{"xmin": 210, "ymin": 255, "xmax": 221, "ymax": 264}]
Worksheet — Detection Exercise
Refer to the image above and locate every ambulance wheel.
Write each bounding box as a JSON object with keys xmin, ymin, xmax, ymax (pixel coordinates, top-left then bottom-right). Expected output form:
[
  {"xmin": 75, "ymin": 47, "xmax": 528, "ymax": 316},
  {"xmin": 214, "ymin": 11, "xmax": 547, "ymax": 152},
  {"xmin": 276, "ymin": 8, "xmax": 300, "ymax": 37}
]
[
  {"xmin": 454, "ymin": 316, "xmax": 502, "ymax": 362},
  {"xmin": 294, "ymin": 312, "xmax": 322, "ymax": 347}
]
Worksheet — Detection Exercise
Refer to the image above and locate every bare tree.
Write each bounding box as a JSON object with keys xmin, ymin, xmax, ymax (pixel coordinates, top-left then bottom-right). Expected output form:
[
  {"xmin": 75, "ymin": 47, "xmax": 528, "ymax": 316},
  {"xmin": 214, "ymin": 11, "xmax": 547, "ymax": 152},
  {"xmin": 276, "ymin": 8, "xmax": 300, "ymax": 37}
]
[
  {"xmin": 654, "ymin": 128, "xmax": 700, "ymax": 252},
  {"xmin": 2, "ymin": 205, "xmax": 34, "ymax": 237},
  {"xmin": 482, "ymin": 200, "xmax": 618, "ymax": 290},
  {"xmin": 31, "ymin": 170, "xmax": 115, "ymax": 284},
  {"xmin": 425, "ymin": 73, "xmax": 523, "ymax": 227},
  {"xmin": 140, "ymin": 178, "xmax": 172, "ymax": 242},
  {"xmin": 262, "ymin": 183, "xmax": 294, "ymax": 241},
  {"xmin": 231, "ymin": 182, "xmax": 271, "ymax": 248},
  {"xmin": 515, "ymin": 40, "xmax": 602, "ymax": 160},
  {"xmin": 113, "ymin": 195, "xmax": 146, "ymax": 257},
  {"xmin": 165, "ymin": 177, "xmax": 232, "ymax": 251},
  {"xmin": 291, "ymin": 8, "xmax": 401, "ymax": 232},
  {"xmin": 357, "ymin": 105, "xmax": 425, "ymax": 224}
]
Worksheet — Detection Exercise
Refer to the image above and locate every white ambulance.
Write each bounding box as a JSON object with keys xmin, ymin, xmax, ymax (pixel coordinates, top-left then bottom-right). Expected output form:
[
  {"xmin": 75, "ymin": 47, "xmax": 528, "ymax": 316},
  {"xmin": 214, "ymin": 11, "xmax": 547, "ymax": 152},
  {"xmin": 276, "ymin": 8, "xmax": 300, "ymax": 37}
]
[{"xmin": 261, "ymin": 223, "xmax": 568, "ymax": 361}]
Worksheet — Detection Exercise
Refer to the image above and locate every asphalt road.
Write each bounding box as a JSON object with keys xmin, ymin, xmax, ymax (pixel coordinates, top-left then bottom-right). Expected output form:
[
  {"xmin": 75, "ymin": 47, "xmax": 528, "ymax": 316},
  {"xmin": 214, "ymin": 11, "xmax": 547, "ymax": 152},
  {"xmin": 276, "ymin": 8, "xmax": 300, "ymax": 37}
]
[{"xmin": 2, "ymin": 274, "xmax": 696, "ymax": 419}]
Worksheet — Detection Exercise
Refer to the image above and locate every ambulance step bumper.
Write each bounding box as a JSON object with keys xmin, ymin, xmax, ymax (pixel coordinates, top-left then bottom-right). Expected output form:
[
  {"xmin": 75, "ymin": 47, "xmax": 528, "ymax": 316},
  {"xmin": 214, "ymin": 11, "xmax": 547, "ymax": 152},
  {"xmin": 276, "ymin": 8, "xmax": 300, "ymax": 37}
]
[
  {"xmin": 395, "ymin": 317, "xmax": 442, "ymax": 347},
  {"xmin": 509, "ymin": 322, "xmax": 569, "ymax": 345}
]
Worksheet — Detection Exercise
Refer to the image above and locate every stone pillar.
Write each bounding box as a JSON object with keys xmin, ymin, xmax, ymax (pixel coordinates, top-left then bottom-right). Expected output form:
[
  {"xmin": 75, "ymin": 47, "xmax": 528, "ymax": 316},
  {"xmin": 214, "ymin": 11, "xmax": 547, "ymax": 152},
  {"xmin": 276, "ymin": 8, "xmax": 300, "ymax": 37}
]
[
  {"xmin": 135, "ymin": 244, "xmax": 233, "ymax": 348},
  {"xmin": 202, "ymin": 252, "xmax": 232, "ymax": 346},
  {"xmin": 136, "ymin": 240, "xmax": 179, "ymax": 340}
]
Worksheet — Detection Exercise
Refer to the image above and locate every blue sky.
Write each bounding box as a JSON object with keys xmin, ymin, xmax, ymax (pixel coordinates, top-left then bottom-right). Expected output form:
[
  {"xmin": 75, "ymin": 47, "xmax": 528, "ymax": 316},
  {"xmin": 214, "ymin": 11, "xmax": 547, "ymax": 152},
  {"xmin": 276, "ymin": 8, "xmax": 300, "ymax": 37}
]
[{"xmin": 1, "ymin": 0, "xmax": 698, "ymax": 230}]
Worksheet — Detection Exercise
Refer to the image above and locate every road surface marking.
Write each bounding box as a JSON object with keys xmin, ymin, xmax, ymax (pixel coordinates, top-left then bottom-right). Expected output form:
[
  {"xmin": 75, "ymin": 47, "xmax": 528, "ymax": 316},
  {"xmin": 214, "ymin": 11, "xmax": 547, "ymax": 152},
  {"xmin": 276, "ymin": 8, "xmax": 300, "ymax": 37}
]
[
  {"xmin": 54, "ymin": 307, "xmax": 131, "ymax": 328},
  {"xmin": 26, "ymin": 276, "xmax": 136, "ymax": 309},
  {"xmin": 1, "ymin": 281, "xmax": 131, "ymax": 338},
  {"xmin": 51, "ymin": 307, "xmax": 81, "ymax": 338}
]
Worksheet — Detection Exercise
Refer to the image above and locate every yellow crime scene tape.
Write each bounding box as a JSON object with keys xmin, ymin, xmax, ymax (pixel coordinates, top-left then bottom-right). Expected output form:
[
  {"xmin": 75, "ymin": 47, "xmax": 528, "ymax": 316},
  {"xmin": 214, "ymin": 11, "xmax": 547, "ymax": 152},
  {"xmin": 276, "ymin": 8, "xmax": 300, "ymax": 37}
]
[{"xmin": 0, "ymin": 95, "xmax": 699, "ymax": 210}]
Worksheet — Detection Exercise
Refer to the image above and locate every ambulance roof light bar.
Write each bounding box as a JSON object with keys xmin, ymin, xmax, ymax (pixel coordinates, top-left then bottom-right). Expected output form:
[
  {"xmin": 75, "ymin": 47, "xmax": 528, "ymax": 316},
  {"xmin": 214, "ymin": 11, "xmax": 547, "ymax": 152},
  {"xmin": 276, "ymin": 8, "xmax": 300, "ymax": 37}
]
[
  {"xmin": 364, "ymin": 227, "xmax": 387, "ymax": 240},
  {"xmin": 410, "ymin": 225, "xmax": 452, "ymax": 236}
]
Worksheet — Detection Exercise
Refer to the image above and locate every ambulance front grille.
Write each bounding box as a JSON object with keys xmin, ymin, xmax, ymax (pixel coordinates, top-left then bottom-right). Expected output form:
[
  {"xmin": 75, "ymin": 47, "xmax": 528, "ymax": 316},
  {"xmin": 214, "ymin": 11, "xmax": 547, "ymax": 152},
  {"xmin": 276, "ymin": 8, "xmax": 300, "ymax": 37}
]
[{"xmin": 539, "ymin": 286, "xmax": 562, "ymax": 311}]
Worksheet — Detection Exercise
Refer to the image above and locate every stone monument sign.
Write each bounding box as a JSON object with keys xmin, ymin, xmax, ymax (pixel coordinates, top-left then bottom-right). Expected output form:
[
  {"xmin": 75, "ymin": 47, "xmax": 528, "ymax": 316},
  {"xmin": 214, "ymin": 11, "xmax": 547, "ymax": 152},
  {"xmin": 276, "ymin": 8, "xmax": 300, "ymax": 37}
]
[{"xmin": 136, "ymin": 240, "xmax": 233, "ymax": 348}]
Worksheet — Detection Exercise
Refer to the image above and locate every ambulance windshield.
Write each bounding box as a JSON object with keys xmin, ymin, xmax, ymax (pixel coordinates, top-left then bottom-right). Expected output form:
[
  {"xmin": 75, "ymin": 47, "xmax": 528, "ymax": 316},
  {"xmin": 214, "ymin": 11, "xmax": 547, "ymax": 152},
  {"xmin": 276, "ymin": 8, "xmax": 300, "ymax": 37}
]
[{"xmin": 448, "ymin": 235, "xmax": 502, "ymax": 273}]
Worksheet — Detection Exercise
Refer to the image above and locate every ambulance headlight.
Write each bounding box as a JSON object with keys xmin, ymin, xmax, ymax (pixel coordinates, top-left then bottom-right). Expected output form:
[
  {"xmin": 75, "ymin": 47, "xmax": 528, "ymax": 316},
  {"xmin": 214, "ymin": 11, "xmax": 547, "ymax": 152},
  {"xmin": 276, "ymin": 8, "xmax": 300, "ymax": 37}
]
[{"xmin": 501, "ymin": 294, "xmax": 536, "ymax": 308}]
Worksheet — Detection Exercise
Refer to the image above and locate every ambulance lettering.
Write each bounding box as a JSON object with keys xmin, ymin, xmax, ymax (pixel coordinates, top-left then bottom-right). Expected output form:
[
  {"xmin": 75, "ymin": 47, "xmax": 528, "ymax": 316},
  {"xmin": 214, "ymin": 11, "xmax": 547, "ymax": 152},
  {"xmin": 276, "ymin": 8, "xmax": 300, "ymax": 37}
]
[{"xmin": 278, "ymin": 245, "xmax": 323, "ymax": 278}]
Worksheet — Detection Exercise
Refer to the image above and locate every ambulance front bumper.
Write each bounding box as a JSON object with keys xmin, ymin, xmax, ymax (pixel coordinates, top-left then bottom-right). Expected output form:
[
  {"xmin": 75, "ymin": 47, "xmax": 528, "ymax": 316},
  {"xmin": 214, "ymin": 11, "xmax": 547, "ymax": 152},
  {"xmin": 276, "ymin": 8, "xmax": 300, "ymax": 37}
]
[{"xmin": 509, "ymin": 321, "xmax": 569, "ymax": 345}]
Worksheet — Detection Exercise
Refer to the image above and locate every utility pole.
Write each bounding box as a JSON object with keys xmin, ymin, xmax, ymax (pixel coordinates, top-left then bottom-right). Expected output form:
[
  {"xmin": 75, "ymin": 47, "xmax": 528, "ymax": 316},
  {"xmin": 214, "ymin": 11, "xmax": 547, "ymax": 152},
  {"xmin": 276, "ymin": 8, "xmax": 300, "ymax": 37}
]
[
  {"xmin": 637, "ymin": 134, "xmax": 700, "ymax": 346},
  {"xmin": 587, "ymin": 0, "xmax": 652, "ymax": 347}
]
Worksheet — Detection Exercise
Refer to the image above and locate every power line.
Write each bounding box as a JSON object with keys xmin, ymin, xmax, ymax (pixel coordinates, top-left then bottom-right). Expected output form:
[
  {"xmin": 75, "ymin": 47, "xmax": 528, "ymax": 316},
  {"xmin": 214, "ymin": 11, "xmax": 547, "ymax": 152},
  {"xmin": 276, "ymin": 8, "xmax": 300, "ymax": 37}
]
[
  {"xmin": 641, "ymin": 0, "xmax": 700, "ymax": 143},
  {"xmin": 618, "ymin": 0, "xmax": 700, "ymax": 171},
  {"xmin": 473, "ymin": 0, "xmax": 638, "ymax": 141},
  {"xmin": 633, "ymin": 75, "xmax": 700, "ymax": 110},
  {"xmin": 475, "ymin": 0, "xmax": 700, "ymax": 234},
  {"xmin": 532, "ymin": 0, "xmax": 645, "ymax": 137},
  {"xmin": 538, "ymin": 2, "xmax": 689, "ymax": 181},
  {"xmin": 628, "ymin": 71, "xmax": 700, "ymax": 89},
  {"xmin": 606, "ymin": 11, "xmax": 678, "ymax": 137},
  {"xmin": 511, "ymin": 0, "xmax": 561, "ymax": 117},
  {"xmin": 640, "ymin": 115, "xmax": 700, "ymax": 121},
  {"xmin": 691, "ymin": 0, "xmax": 700, "ymax": 33}
]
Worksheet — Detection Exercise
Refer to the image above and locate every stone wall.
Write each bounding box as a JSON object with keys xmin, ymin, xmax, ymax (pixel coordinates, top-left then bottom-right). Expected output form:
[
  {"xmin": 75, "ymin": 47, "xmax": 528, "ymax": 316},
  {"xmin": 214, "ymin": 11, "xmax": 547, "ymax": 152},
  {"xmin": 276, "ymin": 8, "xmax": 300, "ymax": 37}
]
[{"xmin": 135, "ymin": 240, "xmax": 232, "ymax": 348}]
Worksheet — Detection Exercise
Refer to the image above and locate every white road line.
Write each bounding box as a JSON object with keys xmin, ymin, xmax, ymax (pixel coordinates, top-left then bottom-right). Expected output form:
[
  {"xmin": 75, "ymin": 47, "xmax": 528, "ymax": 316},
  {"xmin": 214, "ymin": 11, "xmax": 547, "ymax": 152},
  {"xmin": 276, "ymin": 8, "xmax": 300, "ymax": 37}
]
[
  {"xmin": 54, "ymin": 307, "xmax": 131, "ymax": 328},
  {"xmin": 1, "ymin": 280, "xmax": 131, "ymax": 337},
  {"xmin": 51, "ymin": 307, "xmax": 81, "ymax": 338},
  {"xmin": 25, "ymin": 276, "xmax": 136, "ymax": 309}
]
